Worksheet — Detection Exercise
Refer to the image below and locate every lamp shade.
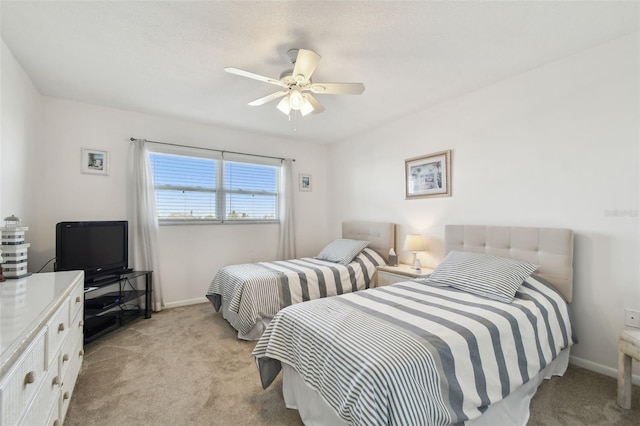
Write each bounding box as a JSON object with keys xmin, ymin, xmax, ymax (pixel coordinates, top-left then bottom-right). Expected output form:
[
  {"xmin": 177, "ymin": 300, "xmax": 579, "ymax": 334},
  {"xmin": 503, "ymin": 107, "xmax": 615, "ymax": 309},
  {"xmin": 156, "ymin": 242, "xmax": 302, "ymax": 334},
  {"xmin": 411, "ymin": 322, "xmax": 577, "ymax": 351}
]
[{"xmin": 403, "ymin": 234, "xmax": 426, "ymax": 252}]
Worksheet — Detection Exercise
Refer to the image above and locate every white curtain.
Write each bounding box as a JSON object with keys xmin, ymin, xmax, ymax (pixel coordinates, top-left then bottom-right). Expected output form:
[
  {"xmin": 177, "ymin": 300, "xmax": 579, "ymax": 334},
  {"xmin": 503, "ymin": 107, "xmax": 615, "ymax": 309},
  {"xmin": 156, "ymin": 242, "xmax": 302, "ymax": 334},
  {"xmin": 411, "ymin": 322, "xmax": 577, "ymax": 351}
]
[
  {"xmin": 277, "ymin": 159, "xmax": 296, "ymax": 260},
  {"xmin": 131, "ymin": 139, "xmax": 164, "ymax": 311}
]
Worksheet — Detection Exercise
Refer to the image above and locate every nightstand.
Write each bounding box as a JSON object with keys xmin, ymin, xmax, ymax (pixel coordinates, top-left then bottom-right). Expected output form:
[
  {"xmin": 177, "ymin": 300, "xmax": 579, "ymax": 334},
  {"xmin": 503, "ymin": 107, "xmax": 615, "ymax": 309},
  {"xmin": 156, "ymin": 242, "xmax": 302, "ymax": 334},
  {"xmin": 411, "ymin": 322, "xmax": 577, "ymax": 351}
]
[{"xmin": 375, "ymin": 263, "xmax": 433, "ymax": 287}]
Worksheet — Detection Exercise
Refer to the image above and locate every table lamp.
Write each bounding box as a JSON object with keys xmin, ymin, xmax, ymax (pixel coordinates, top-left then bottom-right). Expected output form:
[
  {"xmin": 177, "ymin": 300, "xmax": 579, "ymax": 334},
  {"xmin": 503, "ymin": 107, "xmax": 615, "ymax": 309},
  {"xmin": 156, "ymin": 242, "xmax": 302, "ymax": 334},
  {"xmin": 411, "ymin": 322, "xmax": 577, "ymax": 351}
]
[{"xmin": 403, "ymin": 234, "xmax": 426, "ymax": 270}]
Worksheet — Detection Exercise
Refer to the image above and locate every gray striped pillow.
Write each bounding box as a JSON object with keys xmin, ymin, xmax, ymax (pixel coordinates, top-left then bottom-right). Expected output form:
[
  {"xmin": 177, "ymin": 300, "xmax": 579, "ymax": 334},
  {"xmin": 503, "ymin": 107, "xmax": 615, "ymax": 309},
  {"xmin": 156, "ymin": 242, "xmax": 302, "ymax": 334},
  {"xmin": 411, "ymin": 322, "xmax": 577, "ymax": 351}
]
[
  {"xmin": 315, "ymin": 239, "xmax": 370, "ymax": 265},
  {"xmin": 428, "ymin": 250, "xmax": 539, "ymax": 303}
]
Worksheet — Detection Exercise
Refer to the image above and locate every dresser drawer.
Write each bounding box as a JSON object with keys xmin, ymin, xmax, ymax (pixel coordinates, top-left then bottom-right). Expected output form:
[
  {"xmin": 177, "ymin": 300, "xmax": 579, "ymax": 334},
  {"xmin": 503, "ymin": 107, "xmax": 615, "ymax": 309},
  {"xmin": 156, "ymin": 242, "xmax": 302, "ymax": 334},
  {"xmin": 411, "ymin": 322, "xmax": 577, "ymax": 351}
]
[
  {"xmin": 60, "ymin": 339, "xmax": 84, "ymax": 423},
  {"xmin": 45, "ymin": 397, "xmax": 60, "ymax": 426},
  {"xmin": 60, "ymin": 314, "xmax": 83, "ymax": 381},
  {"xmin": 0, "ymin": 328, "xmax": 47, "ymax": 426},
  {"xmin": 19, "ymin": 360, "xmax": 60, "ymax": 426},
  {"xmin": 68, "ymin": 283, "xmax": 84, "ymax": 324},
  {"xmin": 46, "ymin": 301, "xmax": 70, "ymax": 367}
]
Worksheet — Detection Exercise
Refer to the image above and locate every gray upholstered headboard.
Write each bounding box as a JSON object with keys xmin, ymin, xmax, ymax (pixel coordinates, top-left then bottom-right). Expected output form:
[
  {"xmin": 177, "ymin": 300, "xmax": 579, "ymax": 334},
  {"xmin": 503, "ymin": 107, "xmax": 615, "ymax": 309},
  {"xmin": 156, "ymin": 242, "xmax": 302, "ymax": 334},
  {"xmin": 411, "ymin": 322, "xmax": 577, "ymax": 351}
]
[
  {"xmin": 445, "ymin": 225, "xmax": 574, "ymax": 303},
  {"xmin": 342, "ymin": 221, "xmax": 396, "ymax": 261}
]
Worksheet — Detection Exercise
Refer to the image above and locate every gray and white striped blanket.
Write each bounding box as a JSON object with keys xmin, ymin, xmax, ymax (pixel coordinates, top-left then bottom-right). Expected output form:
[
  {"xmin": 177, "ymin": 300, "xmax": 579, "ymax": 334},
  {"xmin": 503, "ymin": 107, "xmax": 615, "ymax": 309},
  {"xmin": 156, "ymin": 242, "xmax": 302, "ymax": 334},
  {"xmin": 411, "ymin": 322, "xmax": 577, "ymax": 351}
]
[
  {"xmin": 253, "ymin": 275, "xmax": 574, "ymax": 426},
  {"xmin": 206, "ymin": 248, "xmax": 386, "ymax": 336}
]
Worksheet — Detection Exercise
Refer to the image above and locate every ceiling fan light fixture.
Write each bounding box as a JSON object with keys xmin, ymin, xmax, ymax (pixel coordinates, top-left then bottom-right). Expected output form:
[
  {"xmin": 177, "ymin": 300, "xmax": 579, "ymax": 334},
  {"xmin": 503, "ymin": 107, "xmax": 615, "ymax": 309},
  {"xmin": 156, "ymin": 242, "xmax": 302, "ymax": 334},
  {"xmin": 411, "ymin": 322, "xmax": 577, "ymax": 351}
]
[
  {"xmin": 300, "ymin": 95, "xmax": 315, "ymax": 116},
  {"xmin": 276, "ymin": 96, "xmax": 291, "ymax": 115},
  {"xmin": 289, "ymin": 87, "xmax": 304, "ymax": 110}
]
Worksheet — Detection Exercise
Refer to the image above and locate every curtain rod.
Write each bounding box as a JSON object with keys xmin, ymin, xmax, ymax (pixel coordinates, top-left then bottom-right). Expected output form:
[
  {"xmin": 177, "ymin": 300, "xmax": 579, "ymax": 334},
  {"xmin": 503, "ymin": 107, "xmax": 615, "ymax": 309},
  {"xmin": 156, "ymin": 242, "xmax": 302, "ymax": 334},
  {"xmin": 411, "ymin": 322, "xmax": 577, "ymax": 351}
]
[{"xmin": 129, "ymin": 137, "xmax": 295, "ymax": 162}]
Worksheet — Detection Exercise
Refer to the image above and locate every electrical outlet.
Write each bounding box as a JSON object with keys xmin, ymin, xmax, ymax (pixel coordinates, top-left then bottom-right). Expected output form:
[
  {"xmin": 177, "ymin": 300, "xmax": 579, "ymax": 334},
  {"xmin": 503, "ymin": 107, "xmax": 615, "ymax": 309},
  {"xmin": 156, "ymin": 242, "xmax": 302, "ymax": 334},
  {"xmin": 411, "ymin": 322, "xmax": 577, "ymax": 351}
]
[{"xmin": 625, "ymin": 309, "xmax": 640, "ymax": 328}]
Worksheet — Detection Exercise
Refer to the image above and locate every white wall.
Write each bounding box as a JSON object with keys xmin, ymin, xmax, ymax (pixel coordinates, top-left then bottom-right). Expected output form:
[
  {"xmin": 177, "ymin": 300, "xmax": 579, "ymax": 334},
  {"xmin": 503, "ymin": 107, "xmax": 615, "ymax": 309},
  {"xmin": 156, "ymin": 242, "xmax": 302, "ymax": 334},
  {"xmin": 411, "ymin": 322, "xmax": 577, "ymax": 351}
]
[
  {"xmin": 32, "ymin": 98, "xmax": 329, "ymax": 307},
  {"xmin": 328, "ymin": 34, "xmax": 639, "ymax": 376},
  {"xmin": 0, "ymin": 40, "xmax": 42, "ymax": 235}
]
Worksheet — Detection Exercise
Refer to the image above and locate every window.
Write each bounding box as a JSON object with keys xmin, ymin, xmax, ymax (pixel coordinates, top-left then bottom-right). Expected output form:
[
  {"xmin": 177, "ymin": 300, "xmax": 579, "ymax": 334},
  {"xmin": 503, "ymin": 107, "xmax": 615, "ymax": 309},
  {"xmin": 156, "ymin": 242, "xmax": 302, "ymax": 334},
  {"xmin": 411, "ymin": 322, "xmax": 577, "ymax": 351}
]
[{"xmin": 148, "ymin": 150, "xmax": 280, "ymax": 224}]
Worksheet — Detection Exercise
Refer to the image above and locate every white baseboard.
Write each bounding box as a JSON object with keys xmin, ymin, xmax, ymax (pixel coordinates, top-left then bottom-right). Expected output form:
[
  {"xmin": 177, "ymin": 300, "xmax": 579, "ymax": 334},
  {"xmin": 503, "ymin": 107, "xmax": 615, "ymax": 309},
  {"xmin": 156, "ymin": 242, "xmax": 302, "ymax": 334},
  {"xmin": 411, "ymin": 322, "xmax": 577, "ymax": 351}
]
[
  {"xmin": 163, "ymin": 296, "xmax": 208, "ymax": 309},
  {"xmin": 570, "ymin": 355, "xmax": 640, "ymax": 386}
]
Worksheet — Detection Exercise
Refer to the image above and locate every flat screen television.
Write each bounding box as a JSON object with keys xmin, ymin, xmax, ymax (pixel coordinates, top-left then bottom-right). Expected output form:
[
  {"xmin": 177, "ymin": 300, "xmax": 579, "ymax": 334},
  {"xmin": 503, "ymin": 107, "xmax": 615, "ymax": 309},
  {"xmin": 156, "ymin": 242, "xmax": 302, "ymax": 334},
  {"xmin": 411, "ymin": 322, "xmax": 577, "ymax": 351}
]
[{"xmin": 55, "ymin": 221, "xmax": 129, "ymax": 282}]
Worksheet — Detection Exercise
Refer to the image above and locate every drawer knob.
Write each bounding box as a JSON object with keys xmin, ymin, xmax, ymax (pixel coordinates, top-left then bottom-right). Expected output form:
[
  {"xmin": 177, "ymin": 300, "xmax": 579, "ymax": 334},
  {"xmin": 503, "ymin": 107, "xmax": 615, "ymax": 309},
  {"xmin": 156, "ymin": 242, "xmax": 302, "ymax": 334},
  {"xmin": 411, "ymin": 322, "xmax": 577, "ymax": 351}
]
[
  {"xmin": 24, "ymin": 371, "xmax": 35, "ymax": 384},
  {"xmin": 79, "ymin": 349, "xmax": 85, "ymax": 356},
  {"xmin": 75, "ymin": 296, "xmax": 82, "ymax": 303},
  {"xmin": 54, "ymin": 420, "xmax": 60, "ymax": 426},
  {"xmin": 52, "ymin": 376, "xmax": 60, "ymax": 386},
  {"xmin": 79, "ymin": 320, "xmax": 84, "ymax": 327},
  {"xmin": 63, "ymin": 353, "xmax": 70, "ymax": 362},
  {"xmin": 58, "ymin": 323, "xmax": 65, "ymax": 332},
  {"xmin": 63, "ymin": 391, "xmax": 70, "ymax": 400}
]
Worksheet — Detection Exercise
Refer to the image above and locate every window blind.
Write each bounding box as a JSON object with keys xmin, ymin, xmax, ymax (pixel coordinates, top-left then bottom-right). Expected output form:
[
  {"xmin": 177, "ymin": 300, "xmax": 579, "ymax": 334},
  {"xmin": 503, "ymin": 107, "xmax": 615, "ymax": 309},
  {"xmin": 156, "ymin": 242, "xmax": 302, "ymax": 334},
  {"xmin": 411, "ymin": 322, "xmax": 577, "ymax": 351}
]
[
  {"xmin": 148, "ymin": 151, "xmax": 280, "ymax": 224},
  {"xmin": 224, "ymin": 161, "xmax": 279, "ymax": 221}
]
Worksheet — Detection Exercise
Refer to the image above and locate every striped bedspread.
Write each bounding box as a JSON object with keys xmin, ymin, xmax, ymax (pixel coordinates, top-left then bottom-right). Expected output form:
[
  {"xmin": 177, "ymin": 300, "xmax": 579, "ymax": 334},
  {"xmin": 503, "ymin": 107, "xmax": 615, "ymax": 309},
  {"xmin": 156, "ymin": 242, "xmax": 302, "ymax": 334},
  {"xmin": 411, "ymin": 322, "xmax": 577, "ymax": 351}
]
[
  {"xmin": 206, "ymin": 248, "xmax": 385, "ymax": 336},
  {"xmin": 253, "ymin": 276, "xmax": 574, "ymax": 425}
]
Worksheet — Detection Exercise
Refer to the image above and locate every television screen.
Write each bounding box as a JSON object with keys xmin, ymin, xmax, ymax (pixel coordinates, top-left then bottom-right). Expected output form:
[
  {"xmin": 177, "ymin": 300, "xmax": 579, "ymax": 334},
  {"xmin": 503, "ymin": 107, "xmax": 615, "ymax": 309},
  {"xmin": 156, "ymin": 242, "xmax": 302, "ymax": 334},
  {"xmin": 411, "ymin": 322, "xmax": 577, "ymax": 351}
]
[{"xmin": 55, "ymin": 221, "xmax": 129, "ymax": 281}]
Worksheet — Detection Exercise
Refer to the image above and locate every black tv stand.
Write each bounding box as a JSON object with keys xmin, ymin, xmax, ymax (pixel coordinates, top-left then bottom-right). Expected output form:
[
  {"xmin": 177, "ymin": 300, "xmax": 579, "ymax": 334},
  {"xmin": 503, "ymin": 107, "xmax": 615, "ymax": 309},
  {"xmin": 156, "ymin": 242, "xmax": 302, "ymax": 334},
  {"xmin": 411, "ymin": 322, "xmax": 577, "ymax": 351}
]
[
  {"xmin": 83, "ymin": 270, "xmax": 153, "ymax": 343},
  {"xmin": 86, "ymin": 274, "xmax": 120, "ymax": 287},
  {"xmin": 85, "ymin": 268, "xmax": 135, "ymax": 285}
]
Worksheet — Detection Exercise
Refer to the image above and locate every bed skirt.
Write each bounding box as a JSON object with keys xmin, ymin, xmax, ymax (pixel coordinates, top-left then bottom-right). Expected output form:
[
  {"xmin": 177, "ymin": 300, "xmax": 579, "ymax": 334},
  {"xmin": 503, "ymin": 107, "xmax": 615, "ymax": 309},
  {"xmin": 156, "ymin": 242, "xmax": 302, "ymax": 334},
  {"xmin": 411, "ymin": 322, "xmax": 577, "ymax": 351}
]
[
  {"xmin": 281, "ymin": 348, "xmax": 571, "ymax": 426},
  {"xmin": 220, "ymin": 295, "xmax": 269, "ymax": 340}
]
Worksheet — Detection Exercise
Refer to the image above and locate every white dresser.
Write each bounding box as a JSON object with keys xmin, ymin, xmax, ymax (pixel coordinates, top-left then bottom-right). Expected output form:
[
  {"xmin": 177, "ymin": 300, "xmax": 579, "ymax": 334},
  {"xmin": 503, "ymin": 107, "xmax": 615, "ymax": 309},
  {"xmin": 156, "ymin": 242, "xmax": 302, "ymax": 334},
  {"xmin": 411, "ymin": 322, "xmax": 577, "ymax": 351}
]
[{"xmin": 0, "ymin": 271, "xmax": 84, "ymax": 426}]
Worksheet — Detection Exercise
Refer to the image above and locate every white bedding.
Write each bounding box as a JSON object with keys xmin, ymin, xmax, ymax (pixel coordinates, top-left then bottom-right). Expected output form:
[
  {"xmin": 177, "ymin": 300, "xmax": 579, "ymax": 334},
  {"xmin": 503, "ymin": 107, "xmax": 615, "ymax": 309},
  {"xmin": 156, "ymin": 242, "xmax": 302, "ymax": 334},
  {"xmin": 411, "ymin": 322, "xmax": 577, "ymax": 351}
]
[
  {"xmin": 206, "ymin": 248, "xmax": 386, "ymax": 340},
  {"xmin": 253, "ymin": 276, "xmax": 574, "ymax": 425}
]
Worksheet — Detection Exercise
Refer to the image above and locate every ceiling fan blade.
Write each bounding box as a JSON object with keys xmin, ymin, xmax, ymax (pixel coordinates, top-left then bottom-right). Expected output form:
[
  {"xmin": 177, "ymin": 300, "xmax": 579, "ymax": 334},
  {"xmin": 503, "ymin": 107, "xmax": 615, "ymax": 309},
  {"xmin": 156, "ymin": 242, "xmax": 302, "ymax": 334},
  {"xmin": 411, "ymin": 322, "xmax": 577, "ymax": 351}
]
[
  {"xmin": 224, "ymin": 67, "xmax": 287, "ymax": 88},
  {"xmin": 292, "ymin": 49, "xmax": 321, "ymax": 84},
  {"xmin": 305, "ymin": 94, "xmax": 325, "ymax": 115},
  {"xmin": 248, "ymin": 91, "xmax": 289, "ymax": 106},
  {"xmin": 309, "ymin": 82, "xmax": 365, "ymax": 95}
]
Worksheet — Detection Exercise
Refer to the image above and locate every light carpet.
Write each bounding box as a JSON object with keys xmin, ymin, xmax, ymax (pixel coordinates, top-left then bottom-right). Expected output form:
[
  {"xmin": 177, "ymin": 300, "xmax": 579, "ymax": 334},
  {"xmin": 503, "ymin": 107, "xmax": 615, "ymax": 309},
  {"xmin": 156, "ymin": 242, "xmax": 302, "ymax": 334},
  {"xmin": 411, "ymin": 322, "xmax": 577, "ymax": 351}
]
[{"xmin": 65, "ymin": 303, "xmax": 640, "ymax": 425}]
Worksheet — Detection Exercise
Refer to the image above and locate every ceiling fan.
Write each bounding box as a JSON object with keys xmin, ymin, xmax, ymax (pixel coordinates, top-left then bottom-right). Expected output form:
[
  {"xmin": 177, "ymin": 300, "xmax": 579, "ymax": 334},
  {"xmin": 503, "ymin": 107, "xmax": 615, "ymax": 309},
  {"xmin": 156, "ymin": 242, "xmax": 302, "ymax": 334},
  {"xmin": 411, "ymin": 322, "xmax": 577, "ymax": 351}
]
[{"xmin": 225, "ymin": 48, "xmax": 365, "ymax": 117}]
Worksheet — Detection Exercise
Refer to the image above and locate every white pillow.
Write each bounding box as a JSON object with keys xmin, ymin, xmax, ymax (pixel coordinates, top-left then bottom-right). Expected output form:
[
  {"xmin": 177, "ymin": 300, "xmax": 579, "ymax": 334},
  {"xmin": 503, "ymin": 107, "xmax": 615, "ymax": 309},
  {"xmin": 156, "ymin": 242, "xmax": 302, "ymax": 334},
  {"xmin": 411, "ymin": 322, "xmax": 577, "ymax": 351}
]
[
  {"xmin": 315, "ymin": 239, "xmax": 370, "ymax": 265},
  {"xmin": 427, "ymin": 250, "xmax": 539, "ymax": 303}
]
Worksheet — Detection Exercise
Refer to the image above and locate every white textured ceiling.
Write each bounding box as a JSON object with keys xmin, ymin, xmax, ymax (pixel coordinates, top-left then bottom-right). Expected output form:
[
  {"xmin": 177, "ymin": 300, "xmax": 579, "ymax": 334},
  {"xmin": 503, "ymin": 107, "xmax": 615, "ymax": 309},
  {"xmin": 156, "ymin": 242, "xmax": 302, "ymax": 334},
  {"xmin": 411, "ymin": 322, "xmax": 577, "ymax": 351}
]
[{"xmin": 1, "ymin": 1, "xmax": 637, "ymax": 144}]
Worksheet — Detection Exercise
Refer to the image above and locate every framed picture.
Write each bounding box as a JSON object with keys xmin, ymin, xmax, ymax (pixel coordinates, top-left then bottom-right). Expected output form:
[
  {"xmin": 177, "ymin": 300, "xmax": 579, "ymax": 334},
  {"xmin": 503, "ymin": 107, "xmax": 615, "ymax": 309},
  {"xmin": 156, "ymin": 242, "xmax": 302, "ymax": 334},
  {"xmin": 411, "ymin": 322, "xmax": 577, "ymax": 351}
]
[
  {"xmin": 405, "ymin": 150, "xmax": 451, "ymax": 199},
  {"xmin": 299, "ymin": 173, "xmax": 312, "ymax": 192},
  {"xmin": 81, "ymin": 148, "xmax": 109, "ymax": 175}
]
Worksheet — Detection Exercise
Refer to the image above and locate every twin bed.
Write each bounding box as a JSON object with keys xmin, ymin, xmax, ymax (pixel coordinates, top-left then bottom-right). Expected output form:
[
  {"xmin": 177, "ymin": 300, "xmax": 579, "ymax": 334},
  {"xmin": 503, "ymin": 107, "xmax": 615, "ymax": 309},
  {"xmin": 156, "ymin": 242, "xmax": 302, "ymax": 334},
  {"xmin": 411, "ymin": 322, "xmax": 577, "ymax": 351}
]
[
  {"xmin": 206, "ymin": 221, "xmax": 396, "ymax": 340},
  {"xmin": 207, "ymin": 223, "xmax": 575, "ymax": 425}
]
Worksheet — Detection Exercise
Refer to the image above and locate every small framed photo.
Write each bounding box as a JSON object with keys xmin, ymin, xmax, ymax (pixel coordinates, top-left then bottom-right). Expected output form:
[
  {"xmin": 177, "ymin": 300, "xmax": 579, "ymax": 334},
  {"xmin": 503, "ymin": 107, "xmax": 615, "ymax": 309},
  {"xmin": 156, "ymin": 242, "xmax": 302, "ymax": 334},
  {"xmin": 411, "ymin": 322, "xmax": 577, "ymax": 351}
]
[
  {"xmin": 81, "ymin": 148, "xmax": 109, "ymax": 175},
  {"xmin": 299, "ymin": 173, "xmax": 312, "ymax": 192},
  {"xmin": 405, "ymin": 150, "xmax": 451, "ymax": 199}
]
